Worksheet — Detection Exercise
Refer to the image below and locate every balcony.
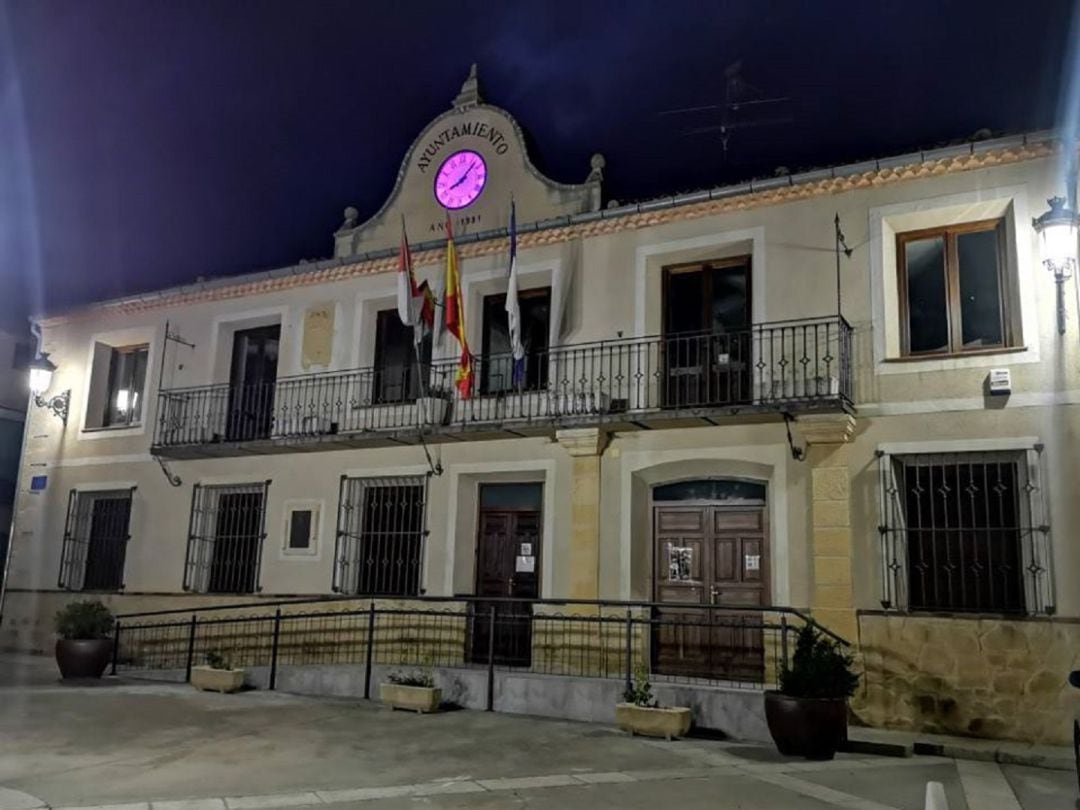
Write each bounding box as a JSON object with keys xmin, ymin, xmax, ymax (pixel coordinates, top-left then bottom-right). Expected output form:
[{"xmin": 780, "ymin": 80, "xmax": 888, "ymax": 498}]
[{"xmin": 152, "ymin": 316, "xmax": 853, "ymax": 458}]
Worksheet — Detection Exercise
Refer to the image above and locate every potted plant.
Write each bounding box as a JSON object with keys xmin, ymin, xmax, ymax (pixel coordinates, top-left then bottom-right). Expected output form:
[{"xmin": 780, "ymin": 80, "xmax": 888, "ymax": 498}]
[
  {"xmin": 615, "ymin": 664, "xmax": 692, "ymax": 740},
  {"xmin": 765, "ymin": 623, "xmax": 859, "ymax": 760},
  {"xmin": 379, "ymin": 668, "xmax": 442, "ymax": 713},
  {"xmin": 54, "ymin": 600, "xmax": 115, "ymax": 679},
  {"xmin": 190, "ymin": 650, "xmax": 246, "ymax": 694}
]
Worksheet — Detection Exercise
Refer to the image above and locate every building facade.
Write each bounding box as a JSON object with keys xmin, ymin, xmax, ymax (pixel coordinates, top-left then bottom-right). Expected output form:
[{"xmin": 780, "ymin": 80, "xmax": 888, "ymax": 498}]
[
  {"xmin": 2, "ymin": 68, "xmax": 1077, "ymax": 745},
  {"xmin": 0, "ymin": 327, "xmax": 32, "ymax": 574}
]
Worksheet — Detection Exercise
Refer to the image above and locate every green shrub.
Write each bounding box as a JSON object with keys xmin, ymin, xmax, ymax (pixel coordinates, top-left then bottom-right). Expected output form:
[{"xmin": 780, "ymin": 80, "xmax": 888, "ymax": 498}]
[
  {"xmin": 54, "ymin": 600, "xmax": 115, "ymax": 641},
  {"xmin": 623, "ymin": 663, "xmax": 658, "ymax": 708},
  {"xmin": 779, "ymin": 623, "xmax": 859, "ymax": 700},
  {"xmin": 386, "ymin": 669, "xmax": 435, "ymax": 688},
  {"xmin": 204, "ymin": 650, "xmax": 233, "ymax": 670}
]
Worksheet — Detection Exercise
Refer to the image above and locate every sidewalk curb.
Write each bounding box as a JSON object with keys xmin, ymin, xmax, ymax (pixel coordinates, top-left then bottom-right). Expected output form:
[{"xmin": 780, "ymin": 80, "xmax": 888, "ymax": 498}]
[
  {"xmin": 0, "ymin": 787, "xmax": 48, "ymax": 810},
  {"xmin": 842, "ymin": 729, "xmax": 1073, "ymax": 772}
]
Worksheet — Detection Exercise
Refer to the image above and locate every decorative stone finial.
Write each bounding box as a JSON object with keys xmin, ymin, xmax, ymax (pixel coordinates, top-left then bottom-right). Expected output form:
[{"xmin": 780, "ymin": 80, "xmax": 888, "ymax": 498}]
[
  {"xmin": 587, "ymin": 153, "xmax": 605, "ymax": 183},
  {"xmin": 339, "ymin": 206, "xmax": 359, "ymax": 231},
  {"xmin": 452, "ymin": 63, "xmax": 482, "ymax": 109}
]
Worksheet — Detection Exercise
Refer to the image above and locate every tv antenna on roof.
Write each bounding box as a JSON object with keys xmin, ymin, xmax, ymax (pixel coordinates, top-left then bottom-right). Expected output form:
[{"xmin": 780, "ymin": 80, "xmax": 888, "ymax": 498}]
[{"xmin": 657, "ymin": 61, "xmax": 792, "ymax": 158}]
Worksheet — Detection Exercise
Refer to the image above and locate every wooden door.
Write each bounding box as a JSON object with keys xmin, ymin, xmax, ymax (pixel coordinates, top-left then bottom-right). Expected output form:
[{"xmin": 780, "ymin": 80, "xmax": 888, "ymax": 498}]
[
  {"xmin": 662, "ymin": 259, "xmax": 752, "ymax": 408},
  {"xmin": 226, "ymin": 325, "xmax": 280, "ymax": 441},
  {"xmin": 653, "ymin": 503, "xmax": 766, "ymax": 682},
  {"xmin": 471, "ymin": 509, "xmax": 541, "ymax": 666}
]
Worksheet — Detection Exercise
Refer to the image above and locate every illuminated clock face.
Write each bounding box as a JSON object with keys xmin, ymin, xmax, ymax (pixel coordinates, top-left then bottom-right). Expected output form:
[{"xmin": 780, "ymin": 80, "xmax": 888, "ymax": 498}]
[{"xmin": 434, "ymin": 150, "xmax": 487, "ymax": 210}]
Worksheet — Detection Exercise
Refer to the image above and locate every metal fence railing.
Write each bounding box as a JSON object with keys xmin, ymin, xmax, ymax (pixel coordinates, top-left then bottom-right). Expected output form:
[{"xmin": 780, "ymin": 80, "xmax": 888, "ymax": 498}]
[
  {"xmin": 110, "ymin": 595, "xmax": 848, "ymax": 707},
  {"xmin": 153, "ymin": 316, "xmax": 852, "ymax": 451}
]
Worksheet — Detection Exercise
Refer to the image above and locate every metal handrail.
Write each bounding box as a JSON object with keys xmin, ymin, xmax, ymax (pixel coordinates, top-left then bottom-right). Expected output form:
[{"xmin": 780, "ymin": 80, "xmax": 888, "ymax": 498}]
[{"xmin": 114, "ymin": 592, "xmax": 849, "ymax": 646}]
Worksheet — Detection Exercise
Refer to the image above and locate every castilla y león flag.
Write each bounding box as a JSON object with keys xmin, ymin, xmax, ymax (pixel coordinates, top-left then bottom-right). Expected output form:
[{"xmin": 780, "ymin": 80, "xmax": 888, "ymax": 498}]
[
  {"xmin": 396, "ymin": 220, "xmax": 434, "ymax": 345},
  {"xmin": 443, "ymin": 217, "xmax": 473, "ymax": 398}
]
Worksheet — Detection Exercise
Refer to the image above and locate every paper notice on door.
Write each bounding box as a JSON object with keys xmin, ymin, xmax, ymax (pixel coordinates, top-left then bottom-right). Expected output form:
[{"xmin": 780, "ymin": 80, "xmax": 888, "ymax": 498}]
[
  {"xmin": 519, "ymin": 542, "xmax": 533, "ymax": 557},
  {"xmin": 745, "ymin": 554, "xmax": 761, "ymax": 571},
  {"xmin": 515, "ymin": 555, "xmax": 535, "ymax": 573}
]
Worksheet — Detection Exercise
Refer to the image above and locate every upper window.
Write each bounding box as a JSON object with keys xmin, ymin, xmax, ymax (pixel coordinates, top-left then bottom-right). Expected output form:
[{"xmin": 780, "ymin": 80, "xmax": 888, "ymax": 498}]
[
  {"xmin": 481, "ymin": 288, "xmax": 551, "ymax": 394},
  {"xmin": 897, "ymin": 219, "xmax": 1010, "ymax": 356},
  {"xmin": 374, "ymin": 309, "xmax": 432, "ymax": 404},
  {"xmin": 85, "ymin": 343, "xmax": 149, "ymax": 430},
  {"xmin": 104, "ymin": 345, "xmax": 149, "ymax": 426}
]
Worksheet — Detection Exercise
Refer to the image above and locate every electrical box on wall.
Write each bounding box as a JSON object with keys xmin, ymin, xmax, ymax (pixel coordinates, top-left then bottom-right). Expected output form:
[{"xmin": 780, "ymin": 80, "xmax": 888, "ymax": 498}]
[{"xmin": 988, "ymin": 368, "xmax": 1012, "ymax": 396}]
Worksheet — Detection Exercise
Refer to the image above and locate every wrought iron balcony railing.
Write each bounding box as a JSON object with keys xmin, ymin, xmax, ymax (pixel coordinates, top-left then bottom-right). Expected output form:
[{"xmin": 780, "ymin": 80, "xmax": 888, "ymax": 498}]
[{"xmin": 153, "ymin": 316, "xmax": 852, "ymax": 452}]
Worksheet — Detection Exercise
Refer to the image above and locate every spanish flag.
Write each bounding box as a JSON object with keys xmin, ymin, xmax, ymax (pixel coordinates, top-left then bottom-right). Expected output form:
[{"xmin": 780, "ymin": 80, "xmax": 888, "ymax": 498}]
[{"xmin": 443, "ymin": 217, "xmax": 473, "ymax": 398}]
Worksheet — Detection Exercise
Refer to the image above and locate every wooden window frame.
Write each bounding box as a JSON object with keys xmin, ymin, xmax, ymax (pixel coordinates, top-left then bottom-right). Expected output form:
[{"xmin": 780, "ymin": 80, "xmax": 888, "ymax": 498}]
[
  {"xmin": 896, "ymin": 218, "xmax": 1010, "ymax": 358},
  {"xmin": 373, "ymin": 308, "xmax": 432, "ymax": 403},
  {"xmin": 480, "ymin": 286, "xmax": 551, "ymax": 394},
  {"xmin": 102, "ymin": 343, "xmax": 150, "ymax": 428},
  {"xmin": 662, "ymin": 255, "xmax": 753, "ymax": 337}
]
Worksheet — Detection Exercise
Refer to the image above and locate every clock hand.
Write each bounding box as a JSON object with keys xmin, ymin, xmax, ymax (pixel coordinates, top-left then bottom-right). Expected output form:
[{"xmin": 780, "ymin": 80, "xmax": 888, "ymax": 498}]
[
  {"xmin": 449, "ymin": 165, "xmax": 475, "ymax": 191},
  {"xmin": 450, "ymin": 163, "xmax": 476, "ymax": 190}
]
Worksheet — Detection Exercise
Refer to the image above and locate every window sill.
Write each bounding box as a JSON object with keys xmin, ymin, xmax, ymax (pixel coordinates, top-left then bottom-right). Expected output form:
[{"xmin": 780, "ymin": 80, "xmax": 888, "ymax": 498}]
[
  {"xmin": 82, "ymin": 423, "xmax": 144, "ymax": 434},
  {"xmin": 875, "ymin": 345, "xmax": 1034, "ymax": 376},
  {"xmin": 884, "ymin": 345, "xmax": 1027, "ymax": 363},
  {"xmin": 857, "ymin": 607, "xmax": 1054, "ymax": 621}
]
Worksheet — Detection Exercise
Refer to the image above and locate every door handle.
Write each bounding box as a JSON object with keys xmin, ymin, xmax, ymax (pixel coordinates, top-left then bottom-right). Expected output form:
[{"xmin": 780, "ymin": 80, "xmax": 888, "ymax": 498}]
[{"xmin": 710, "ymin": 586, "xmax": 720, "ymax": 605}]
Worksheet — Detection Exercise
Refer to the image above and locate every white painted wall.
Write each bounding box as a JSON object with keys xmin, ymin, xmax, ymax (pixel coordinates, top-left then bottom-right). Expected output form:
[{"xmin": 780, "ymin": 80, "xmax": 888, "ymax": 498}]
[{"xmin": 7, "ymin": 147, "xmax": 1080, "ymax": 625}]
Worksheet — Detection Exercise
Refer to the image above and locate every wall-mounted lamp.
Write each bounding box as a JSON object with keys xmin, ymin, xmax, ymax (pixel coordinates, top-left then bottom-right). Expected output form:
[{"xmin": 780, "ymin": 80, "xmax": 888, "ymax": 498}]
[
  {"xmin": 1032, "ymin": 196, "xmax": 1079, "ymax": 335},
  {"xmin": 28, "ymin": 353, "xmax": 70, "ymax": 425}
]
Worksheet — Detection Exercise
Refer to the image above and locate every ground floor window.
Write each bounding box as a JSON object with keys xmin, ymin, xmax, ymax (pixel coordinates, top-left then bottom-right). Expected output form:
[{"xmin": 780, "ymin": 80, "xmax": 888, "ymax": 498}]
[
  {"xmin": 333, "ymin": 475, "xmax": 427, "ymax": 596},
  {"xmin": 59, "ymin": 488, "xmax": 135, "ymax": 591},
  {"xmin": 878, "ymin": 448, "xmax": 1052, "ymax": 614},
  {"xmin": 184, "ymin": 482, "xmax": 270, "ymax": 594}
]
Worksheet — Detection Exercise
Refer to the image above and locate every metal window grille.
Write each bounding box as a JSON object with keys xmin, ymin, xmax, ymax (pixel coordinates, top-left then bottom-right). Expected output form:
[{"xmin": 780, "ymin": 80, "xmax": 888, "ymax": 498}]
[
  {"xmin": 334, "ymin": 475, "xmax": 427, "ymax": 596},
  {"xmin": 59, "ymin": 488, "xmax": 135, "ymax": 591},
  {"xmin": 878, "ymin": 448, "xmax": 1053, "ymax": 615},
  {"xmin": 184, "ymin": 481, "xmax": 270, "ymax": 594}
]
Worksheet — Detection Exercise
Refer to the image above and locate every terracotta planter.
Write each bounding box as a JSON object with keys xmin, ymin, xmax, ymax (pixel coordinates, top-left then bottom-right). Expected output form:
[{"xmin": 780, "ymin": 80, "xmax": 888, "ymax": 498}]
[
  {"xmin": 190, "ymin": 666, "xmax": 246, "ymax": 694},
  {"xmin": 55, "ymin": 639, "xmax": 113, "ymax": 679},
  {"xmin": 615, "ymin": 703, "xmax": 692, "ymax": 740},
  {"xmin": 379, "ymin": 683, "xmax": 442, "ymax": 713},
  {"xmin": 764, "ymin": 691, "xmax": 847, "ymax": 760}
]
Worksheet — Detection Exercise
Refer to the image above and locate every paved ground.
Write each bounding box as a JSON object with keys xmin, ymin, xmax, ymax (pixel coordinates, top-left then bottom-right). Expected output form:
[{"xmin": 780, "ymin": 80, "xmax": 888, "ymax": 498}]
[{"xmin": 0, "ymin": 654, "xmax": 1076, "ymax": 810}]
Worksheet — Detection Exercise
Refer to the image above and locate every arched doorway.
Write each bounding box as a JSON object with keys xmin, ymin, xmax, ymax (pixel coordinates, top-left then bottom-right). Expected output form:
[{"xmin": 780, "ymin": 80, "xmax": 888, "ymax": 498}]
[{"xmin": 651, "ymin": 478, "xmax": 768, "ymax": 682}]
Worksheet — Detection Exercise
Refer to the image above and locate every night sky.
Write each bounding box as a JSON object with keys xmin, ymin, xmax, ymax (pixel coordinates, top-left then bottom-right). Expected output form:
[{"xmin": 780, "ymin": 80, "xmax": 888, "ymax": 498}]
[{"xmin": 1, "ymin": 0, "xmax": 1076, "ymax": 327}]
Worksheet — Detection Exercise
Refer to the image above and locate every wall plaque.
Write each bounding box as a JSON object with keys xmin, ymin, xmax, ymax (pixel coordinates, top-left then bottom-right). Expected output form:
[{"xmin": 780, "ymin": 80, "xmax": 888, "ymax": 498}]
[{"xmin": 302, "ymin": 304, "xmax": 334, "ymax": 368}]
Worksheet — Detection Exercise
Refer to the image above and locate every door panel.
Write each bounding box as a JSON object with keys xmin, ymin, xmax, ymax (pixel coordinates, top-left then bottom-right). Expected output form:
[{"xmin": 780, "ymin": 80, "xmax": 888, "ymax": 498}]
[
  {"xmin": 657, "ymin": 510, "xmax": 705, "ymax": 533},
  {"xmin": 713, "ymin": 509, "xmax": 762, "ymax": 532},
  {"xmin": 226, "ymin": 325, "xmax": 280, "ymax": 442},
  {"xmin": 653, "ymin": 502, "xmax": 767, "ymax": 683},
  {"xmin": 471, "ymin": 508, "xmax": 541, "ymax": 667}
]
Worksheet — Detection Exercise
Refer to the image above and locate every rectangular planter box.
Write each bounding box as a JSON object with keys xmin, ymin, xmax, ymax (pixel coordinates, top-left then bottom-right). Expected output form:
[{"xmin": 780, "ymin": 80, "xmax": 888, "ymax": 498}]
[
  {"xmin": 190, "ymin": 666, "xmax": 246, "ymax": 694},
  {"xmin": 616, "ymin": 703, "xmax": 692, "ymax": 740},
  {"xmin": 379, "ymin": 682, "xmax": 442, "ymax": 713}
]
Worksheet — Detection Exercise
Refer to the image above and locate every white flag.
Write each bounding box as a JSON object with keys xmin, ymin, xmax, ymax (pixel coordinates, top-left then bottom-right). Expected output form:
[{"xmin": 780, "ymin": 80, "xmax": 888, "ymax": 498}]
[{"xmin": 505, "ymin": 202, "xmax": 525, "ymax": 386}]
